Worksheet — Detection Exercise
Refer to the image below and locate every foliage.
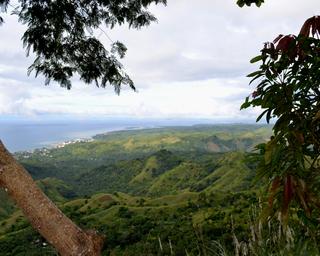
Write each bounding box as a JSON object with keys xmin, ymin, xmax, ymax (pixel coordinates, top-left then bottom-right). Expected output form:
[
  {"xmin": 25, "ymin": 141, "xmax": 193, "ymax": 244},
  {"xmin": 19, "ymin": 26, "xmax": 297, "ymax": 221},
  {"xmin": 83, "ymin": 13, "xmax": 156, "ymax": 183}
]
[
  {"xmin": 237, "ymin": 0, "xmax": 264, "ymax": 7},
  {"xmin": 13, "ymin": 125, "xmax": 269, "ymax": 181},
  {"xmin": 241, "ymin": 16, "xmax": 320, "ymax": 223},
  {"xmin": 36, "ymin": 178, "xmax": 77, "ymax": 202},
  {"xmin": 0, "ymin": 0, "xmax": 166, "ymax": 92},
  {"xmin": 0, "ymin": 0, "xmax": 271, "ymax": 93},
  {"xmin": 0, "ymin": 190, "xmax": 259, "ymax": 255},
  {"xmin": 0, "ymin": 125, "xmax": 269, "ymax": 255},
  {"xmin": 1, "ymin": 125, "xmax": 319, "ymax": 254},
  {"xmin": 13, "ymin": 125, "xmax": 268, "ymax": 196},
  {"xmin": 208, "ymin": 208, "xmax": 320, "ymax": 256}
]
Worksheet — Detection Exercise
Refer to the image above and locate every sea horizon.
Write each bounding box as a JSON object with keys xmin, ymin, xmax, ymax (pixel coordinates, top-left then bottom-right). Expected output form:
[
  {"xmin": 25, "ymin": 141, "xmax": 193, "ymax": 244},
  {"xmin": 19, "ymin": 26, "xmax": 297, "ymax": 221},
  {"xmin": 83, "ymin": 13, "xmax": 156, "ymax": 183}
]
[{"xmin": 0, "ymin": 118, "xmax": 260, "ymax": 153}]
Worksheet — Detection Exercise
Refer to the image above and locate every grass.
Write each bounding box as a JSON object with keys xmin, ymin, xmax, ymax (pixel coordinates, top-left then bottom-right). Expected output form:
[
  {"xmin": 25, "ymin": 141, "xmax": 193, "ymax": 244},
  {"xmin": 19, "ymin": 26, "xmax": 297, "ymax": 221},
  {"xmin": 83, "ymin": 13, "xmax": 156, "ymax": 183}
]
[
  {"xmin": 205, "ymin": 152, "xmax": 252, "ymax": 192},
  {"xmin": 0, "ymin": 124, "xmax": 276, "ymax": 255}
]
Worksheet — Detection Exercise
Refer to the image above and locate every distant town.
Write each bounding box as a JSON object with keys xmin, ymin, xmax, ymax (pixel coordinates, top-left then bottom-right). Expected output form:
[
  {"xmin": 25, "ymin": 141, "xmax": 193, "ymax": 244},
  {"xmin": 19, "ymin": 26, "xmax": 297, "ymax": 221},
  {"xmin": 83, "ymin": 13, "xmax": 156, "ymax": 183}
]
[
  {"xmin": 15, "ymin": 138, "xmax": 94, "ymax": 159},
  {"xmin": 54, "ymin": 138, "xmax": 94, "ymax": 148}
]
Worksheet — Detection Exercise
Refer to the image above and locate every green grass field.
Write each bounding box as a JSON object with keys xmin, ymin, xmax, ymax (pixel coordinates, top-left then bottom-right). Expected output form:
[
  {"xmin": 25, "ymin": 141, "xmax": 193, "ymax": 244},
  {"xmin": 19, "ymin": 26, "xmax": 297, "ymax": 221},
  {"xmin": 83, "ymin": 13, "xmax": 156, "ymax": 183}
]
[{"xmin": 0, "ymin": 124, "xmax": 273, "ymax": 255}]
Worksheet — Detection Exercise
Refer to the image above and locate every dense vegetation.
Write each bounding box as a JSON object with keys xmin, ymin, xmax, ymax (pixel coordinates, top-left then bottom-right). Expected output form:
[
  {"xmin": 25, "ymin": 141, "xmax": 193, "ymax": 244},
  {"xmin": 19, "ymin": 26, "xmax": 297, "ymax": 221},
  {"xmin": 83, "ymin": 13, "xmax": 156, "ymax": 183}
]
[
  {"xmin": 241, "ymin": 15, "xmax": 320, "ymax": 228},
  {"xmin": 4, "ymin": 124, "xmax": 317, "ymax": 255}
]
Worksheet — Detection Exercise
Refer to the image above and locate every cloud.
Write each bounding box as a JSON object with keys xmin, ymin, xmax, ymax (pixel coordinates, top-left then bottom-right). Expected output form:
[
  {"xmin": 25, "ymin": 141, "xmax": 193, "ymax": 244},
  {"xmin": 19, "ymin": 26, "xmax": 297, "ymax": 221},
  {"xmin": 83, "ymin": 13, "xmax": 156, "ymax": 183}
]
[
  {"xmin": 0, "ymin": 0, "xmax": 318, "ymax": 121},
  {"xmin": 0, "ymin": 76, "xmax": 257, "ymax": 121}
]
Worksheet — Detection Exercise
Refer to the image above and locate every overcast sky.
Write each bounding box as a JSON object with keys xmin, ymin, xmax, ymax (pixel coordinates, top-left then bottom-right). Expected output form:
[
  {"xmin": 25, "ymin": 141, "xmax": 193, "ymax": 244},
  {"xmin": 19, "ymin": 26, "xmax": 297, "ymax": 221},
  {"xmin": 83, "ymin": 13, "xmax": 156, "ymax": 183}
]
[{"xmin": 0, "ymin": 0, "xmax": 318, "ymax": 122}]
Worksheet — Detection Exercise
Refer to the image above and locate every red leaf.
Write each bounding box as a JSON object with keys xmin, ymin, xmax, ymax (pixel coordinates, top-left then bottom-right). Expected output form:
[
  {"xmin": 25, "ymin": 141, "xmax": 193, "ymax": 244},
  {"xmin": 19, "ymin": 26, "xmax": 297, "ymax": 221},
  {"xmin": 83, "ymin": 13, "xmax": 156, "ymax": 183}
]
[
  {"xmin": 282, "ymin": 175, "xmax": 294, "ymax": 218},
  {"xmin": 276, "ymin": 35, "xmax": 296, "ymax": 52},
  {"xmin": 294, "ymin": 131, "xmax": 305, "ymax": 144},
  {"xmin": 268, "ymin": 177, "xmax": 280, "ymax": 207},
  {"xmin": 274, "ymin": 35, "xmax": 298, "ymax": 59},
  {"xmin": 296, "ymin": 188, "xmax": 311, "ymax": 217},
  {"xmin": 299, "ymin": 16, "xmax": 320, "ymax": 37},
  {"xmin": 316, "ymin": 16, "xmax": 320, "ymax": 35},
  {"xmin": 273, "ymin": 34, "xmax": 284, "ymax": 44},
  {"xmin": 300, "ymin": 18, "xmax": 313, "ymax": 37}
]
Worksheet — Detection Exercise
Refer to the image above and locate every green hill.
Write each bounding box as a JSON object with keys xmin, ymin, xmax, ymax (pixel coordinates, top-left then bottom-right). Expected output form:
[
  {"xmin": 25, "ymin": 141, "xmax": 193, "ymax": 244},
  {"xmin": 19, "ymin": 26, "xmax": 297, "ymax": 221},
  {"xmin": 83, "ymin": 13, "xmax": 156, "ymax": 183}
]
[
  {"xmin": 36, "ymin": 178, "xmax": 77, "ymax": 202},
  {"xmin": 0, "ymin": 190, "xmax": 15, "ymax": 220},
  {"xmin": 0, "ymin": 125, "xmax": 271, "ymax": 255},
  {"xmin": 15, "ymin": 124, "xmax": 271, "ymax": 183},
  {"xmin": 72, "ymin": 150, "xmax": 255, "ymax": 198}
]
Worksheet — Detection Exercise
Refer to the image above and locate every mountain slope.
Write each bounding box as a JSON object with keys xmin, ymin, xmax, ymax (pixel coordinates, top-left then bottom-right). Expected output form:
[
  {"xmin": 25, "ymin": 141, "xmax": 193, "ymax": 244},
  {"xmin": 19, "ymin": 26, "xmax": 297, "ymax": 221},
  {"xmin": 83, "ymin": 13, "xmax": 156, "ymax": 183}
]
[
  {"xmin": 16, "ymin": 125, "xmax": 271, "ymax": 186},
  {"xmin": 0, "ymin": 125, "xmax": 272, "ymax": 255}
]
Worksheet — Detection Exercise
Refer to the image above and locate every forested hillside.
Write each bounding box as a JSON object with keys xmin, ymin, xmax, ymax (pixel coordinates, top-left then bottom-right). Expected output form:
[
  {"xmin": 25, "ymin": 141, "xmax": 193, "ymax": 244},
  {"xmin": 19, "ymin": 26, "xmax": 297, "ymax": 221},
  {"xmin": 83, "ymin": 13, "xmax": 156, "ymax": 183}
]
[{"xmin": 0, "ymin": 125, "xmax": 272, "ymax": 255}]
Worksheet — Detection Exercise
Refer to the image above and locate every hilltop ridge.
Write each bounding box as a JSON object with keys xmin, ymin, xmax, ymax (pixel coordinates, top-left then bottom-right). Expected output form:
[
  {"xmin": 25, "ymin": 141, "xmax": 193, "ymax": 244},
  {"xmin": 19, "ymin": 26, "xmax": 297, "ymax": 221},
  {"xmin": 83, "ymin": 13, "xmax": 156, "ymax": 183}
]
[{"xmin": 0, "ymin": 124, "xmax": 270, "ymax": 255}]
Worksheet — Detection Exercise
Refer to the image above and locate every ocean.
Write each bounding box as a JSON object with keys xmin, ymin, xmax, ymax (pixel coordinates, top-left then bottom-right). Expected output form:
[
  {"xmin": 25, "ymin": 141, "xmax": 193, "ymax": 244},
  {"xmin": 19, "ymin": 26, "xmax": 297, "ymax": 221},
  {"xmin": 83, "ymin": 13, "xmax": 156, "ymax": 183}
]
[{"xmin": 0, "ymin": 118, "xmax": 216, "ymax": 152}]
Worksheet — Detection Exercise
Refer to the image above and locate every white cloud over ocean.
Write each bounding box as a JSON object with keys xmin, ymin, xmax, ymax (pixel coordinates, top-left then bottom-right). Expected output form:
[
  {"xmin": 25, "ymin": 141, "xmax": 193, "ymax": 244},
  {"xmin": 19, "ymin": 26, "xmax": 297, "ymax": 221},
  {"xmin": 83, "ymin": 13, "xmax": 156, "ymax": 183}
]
[{"xmin": 0, "ymin": 0, "xmax": 318, "ymax": 121}]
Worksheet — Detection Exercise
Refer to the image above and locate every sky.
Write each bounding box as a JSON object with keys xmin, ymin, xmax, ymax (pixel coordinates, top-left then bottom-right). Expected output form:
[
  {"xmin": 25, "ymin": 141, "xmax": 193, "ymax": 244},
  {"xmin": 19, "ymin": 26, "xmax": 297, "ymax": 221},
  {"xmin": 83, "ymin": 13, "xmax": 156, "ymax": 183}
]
[{"xmin": 0, "ymin": 0, "xmax": 318, "ymax": 123}]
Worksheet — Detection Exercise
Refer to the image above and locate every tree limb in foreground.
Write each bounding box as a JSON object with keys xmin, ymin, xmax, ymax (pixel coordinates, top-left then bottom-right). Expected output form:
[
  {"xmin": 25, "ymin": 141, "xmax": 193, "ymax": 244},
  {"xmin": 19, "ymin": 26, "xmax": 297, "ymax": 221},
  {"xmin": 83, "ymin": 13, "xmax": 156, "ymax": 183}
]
[{"xmin": 0, "ymin": 141, "xmax": 104, "ymax": 256}]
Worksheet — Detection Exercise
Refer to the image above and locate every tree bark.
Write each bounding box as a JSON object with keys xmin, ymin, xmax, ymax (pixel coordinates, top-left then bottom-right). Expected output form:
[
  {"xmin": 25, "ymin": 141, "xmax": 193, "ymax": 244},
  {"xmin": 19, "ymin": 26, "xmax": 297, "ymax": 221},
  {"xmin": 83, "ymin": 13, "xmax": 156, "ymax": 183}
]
[{"xmin": 0, "ymin": 141, "xmax": 104, "ymax": 256}]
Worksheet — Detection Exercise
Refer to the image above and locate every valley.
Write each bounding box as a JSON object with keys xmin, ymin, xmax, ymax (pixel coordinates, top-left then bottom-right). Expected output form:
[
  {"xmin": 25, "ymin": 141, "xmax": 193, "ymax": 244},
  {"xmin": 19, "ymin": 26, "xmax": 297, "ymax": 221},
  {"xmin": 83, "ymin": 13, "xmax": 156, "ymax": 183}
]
[{"xmin": 0, "ymin": 124, "xmax": 271, "ymax": 255}]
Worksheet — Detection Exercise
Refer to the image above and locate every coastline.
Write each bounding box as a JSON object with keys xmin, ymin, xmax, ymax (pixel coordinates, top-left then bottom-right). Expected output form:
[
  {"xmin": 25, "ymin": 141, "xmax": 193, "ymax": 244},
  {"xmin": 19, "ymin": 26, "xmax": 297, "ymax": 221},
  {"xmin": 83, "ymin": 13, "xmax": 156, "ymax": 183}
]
[
  {"xmin": 6, "ymin": 122, "xmax": 269, "ymax": 153},
  {"xmin": 49, "ymin": 126, "xmax": 150, "ymax": 150},
  {"xmin": 11, "ymin": 125, "xmax": 158, "ymax": 153}
]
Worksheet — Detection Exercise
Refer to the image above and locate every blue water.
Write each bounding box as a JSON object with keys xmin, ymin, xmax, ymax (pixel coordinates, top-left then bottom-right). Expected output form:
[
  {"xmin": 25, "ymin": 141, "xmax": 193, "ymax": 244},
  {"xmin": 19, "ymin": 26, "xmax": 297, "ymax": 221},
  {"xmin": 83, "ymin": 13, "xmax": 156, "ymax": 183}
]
[{"xmin": 0, "ymin": 118, "xmax": 217, "ymax": 152}]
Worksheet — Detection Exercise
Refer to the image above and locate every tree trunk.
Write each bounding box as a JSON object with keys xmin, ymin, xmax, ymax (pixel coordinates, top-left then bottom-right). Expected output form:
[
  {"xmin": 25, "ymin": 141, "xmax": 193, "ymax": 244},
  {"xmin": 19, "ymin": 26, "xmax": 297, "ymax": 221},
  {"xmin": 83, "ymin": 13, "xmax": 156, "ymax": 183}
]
[{"xmin": 0, "ymin": 141, "xmax": 104, "ymax": 256}]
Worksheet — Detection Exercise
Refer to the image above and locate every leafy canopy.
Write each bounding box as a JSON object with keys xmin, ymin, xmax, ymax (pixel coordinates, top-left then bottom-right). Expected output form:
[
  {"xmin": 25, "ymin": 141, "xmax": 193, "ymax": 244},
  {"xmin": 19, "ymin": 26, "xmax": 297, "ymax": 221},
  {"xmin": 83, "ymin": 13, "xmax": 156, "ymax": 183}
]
[
  {"xmin": 0, "ymin": 0, "xmax": 265, "ymax": 92},
  {"xmin": 242, "ymin": 16, "xmax": 320, "ymax": 224},
  {"xmin": 237, "ymin": 0, "xmax": 264, "ymax": 7},
  {"xmin": 0, "ymin": 0, "xmax": 166, "ymax": 92}
]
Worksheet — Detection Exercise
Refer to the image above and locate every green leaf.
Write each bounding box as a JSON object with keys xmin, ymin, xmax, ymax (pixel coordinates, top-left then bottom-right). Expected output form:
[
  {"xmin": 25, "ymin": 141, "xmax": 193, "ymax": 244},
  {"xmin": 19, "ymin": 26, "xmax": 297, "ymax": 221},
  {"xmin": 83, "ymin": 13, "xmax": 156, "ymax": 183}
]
[
  {"xmin": 250, "ymin": 55, "xmax": 263, "ymax": 63},
  {"xmin": 240, "ymin": 96, "xmax": 251, "ymax": 109},
  {"xmin": 255, "ymin": 0, "xmax": 264, "ymax": 7},
  {"xmin": 266, "ymin": 109, "xmax": 272, "ymax": 123},
  {"xmin": 236, "ymin": 0, "xmax": 245, "ymax": 7},
  {"xmin": 247, "ymin": 70, "xmax": 263, "ymax": 78},
  {"xmin": 256, "ymin": 109, "xmax": 268, "ymax": 122},
  {"xmin": 249, "ymin": 74, "xmax": 263, "ymax": 84},
  {"xmin": 264, "ymin": 140, "xmax": 275, "ymax": 165}
]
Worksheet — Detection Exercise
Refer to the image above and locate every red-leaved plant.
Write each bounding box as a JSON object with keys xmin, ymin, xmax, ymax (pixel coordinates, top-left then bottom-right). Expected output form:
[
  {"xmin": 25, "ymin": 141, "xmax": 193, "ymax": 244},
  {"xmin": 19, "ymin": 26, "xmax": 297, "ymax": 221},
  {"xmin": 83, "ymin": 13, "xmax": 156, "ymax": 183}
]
[{"xmin": 242, "ymin": 16, "xmax": 320, "ymax": 226}]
